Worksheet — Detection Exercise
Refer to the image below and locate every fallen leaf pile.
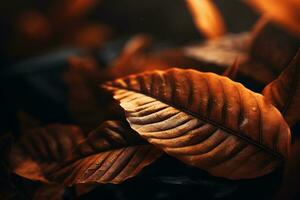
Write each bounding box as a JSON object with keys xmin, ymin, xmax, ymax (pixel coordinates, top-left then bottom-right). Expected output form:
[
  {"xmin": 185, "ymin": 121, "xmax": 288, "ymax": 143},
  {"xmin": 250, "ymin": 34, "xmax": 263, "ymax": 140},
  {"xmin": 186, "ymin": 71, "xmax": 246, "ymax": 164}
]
[{"xmin": 3, "ymin": 0, "xmax": 300, "ymax": 199}]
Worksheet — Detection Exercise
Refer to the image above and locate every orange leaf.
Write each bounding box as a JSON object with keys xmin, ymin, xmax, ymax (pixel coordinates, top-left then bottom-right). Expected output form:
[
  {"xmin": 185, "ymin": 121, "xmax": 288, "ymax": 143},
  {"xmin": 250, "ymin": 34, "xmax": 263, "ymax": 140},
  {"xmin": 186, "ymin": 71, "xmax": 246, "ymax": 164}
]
[
  {"xmin": 103, "ymin": 68, "xmax": 291, "ymax": 179},
  {"xmin": 10, "ymin": 121, "xmax": 162, "ymax": 185}
]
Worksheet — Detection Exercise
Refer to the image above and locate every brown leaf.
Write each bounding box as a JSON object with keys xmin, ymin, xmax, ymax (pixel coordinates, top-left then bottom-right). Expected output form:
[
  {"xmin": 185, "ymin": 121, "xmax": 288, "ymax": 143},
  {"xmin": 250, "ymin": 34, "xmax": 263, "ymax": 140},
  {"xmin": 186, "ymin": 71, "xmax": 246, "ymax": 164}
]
[
  {"xmin": 10, "ymin": 124, "xmax": 84, "ymax": 183},
  {"xmin": 184, "ymin": 33, "xmax": 250, "ymax": 67},
  {"xmin": 262, "ymin": 50, "xmax": 300, "ymax": 127},
  {"xmin": 184, "ymin": 27, "xmax": 300, "ymax": 84},
  {"xmin": 186, "ymin": 0, "xmax": 226, "ymax": 39},
  {"xmin": 249, "ymin": 22, "xmax": 300, "ymax": 78},
  {"xmin": 10, "ymin": 121, "xmax": 162, "ymax": 185},
  {"xmin": 103, "ymin": 68, "xmax": 291, "ymax": 180}
]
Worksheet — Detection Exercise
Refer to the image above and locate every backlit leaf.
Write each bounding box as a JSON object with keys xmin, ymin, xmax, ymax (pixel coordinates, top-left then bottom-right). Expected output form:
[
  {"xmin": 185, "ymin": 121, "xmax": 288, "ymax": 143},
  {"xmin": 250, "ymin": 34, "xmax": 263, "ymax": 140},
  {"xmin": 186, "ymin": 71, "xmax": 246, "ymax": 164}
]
[{"xmin": 103, "ymin": 68, "xmax": 291, "ymax": 180}]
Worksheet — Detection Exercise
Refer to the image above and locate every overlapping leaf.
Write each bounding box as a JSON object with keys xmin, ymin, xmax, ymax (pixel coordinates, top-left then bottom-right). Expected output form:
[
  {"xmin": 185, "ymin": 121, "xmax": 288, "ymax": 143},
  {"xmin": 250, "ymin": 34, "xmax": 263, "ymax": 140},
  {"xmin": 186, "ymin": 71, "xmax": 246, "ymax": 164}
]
[
  {"xmin": 263, "ymin": 50, "xmax": 300, "ymax": 127},
  {"xmin": 103, "ymin": 68, "xmax": 291, "ymax": 179},
  {"xmin": 9, "ymin": 121, "xmax": 162, "ymax": 185},
  {"xmin": 183, "ymin": 32, "xmax": 277, "ymax": 83},
  {"xmin": 10, "ymin": 124, "xmax": 85, "ymax": 182}
]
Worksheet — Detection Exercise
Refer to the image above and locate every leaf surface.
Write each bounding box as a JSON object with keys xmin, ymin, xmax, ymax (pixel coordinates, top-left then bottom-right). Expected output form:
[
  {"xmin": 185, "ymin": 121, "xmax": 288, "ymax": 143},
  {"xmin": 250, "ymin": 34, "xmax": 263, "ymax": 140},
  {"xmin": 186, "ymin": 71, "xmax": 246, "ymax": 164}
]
[
  {"xmin": 10, "ymin": 124, "xmax": 85, "ymax": 183},
  {"xmin": 103, "ymin": 68, "xmax": 291, "ymax": 179},
  {"xmin": 10, "ymin": 121, "xmax": 162, "ymax": 185},
  {"xmin": 262, "ymin": 50, "xmax": 300, "ymax": 127}
]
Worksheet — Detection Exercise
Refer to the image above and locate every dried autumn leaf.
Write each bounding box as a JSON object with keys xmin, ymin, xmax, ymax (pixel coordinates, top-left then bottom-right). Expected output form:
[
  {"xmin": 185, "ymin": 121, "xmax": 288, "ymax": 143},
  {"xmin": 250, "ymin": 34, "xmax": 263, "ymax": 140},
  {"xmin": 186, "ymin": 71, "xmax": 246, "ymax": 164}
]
[
  {"xmin": 245, "ymin": 0, "xmax": 300, "ymax": 36},
  {"xmin": 103, "ymin": 68, "xmax": 291, "ymax": 180},
  {"xmin": 249, "ymin": 22, "xmax": 300, "ymax": 77},
  {"xmin": 10, "ymin": 121, "xmax": 162, "ymax": 185},
  {"xmin": 10, "ymin": 124, "xmax": 84, "ymax": 183},
  {"xmin": 186, "ymin": 0, "xmax": 226, "ymax": 39},
  {"xmin": 262, "ymin": 50, "xmax": 300, "ymax": 127},
  {"xmin": 183, "ymin": 27, "xmax": 299, "ymax": 84},
  {"xmin": 183, "ymin": 33, "xmax": 277, "ymax": 83}
]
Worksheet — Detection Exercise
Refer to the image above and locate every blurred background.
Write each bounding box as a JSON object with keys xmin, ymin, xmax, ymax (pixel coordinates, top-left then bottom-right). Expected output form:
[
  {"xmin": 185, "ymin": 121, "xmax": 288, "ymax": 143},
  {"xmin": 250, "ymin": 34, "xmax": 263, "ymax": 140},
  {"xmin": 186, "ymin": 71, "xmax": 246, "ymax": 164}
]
[{"xmin": 0, "ymin": 0, "xmax": 258, "ymax": 134}]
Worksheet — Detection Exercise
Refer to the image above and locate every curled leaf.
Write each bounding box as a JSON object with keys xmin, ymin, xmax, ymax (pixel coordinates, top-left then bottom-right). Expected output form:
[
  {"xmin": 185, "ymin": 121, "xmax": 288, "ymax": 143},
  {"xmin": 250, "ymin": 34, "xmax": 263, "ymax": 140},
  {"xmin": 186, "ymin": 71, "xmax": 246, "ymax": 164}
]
[
  {"xmin": 10, "ymin": 121, "xmax": 162, "ymax": 185},
  {"xmin": 103, "ymin": 68, "xmax": 291, "ymax": 180},
  {"xmin": 262, "ymin": 50, "xmax": 300, "ymax": 127}
]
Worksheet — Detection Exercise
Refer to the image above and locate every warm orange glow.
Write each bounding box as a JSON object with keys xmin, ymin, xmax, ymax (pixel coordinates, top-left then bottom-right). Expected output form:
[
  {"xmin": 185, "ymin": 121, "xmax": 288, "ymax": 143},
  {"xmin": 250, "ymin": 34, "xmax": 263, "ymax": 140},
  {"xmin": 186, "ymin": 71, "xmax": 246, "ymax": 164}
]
[
  {"xmin": 245, "ymin": 0, "xmax": 300, "ymax": 36},
  {"xmin": 186, "ymin": 0, "xmax": 226, "ymax": 39}
]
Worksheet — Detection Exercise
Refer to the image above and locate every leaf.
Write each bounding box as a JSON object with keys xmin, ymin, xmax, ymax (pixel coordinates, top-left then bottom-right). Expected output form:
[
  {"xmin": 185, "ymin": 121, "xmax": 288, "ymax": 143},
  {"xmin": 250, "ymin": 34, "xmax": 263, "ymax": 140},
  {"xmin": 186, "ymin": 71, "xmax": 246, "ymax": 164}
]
[
  {"xmin": 102, "ymin": 68, "xmax": 291, "ymax": 180},
  {"xmin": 10, "ymin": 124, "xmax": 85, "ymax": 183},
  {"xmin": 249, "ymin": 22, "xmax": 300, "ymax": 77},
  {"xmin": 186, "ymin": 0, "xmax": 226, "ymax": 39},
  {"xmin": 262, "ymin": 50, "xmax": 300, "ymax": 127},
  {"xmin": 183, "ymin": 32, "xmax": 277, "ymax": 83},
  {"xmin": 10, "ymin": 121, "xmax": 162, "ymax": 185}
]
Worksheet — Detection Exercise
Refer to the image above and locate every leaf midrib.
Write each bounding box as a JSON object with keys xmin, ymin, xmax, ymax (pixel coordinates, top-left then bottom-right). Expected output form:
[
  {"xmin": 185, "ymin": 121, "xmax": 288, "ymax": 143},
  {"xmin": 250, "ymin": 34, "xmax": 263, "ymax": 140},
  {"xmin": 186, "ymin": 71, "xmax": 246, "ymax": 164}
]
[{"xmin": 105, "ymin": 84, "xmax": 284, "ymax": 159}]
